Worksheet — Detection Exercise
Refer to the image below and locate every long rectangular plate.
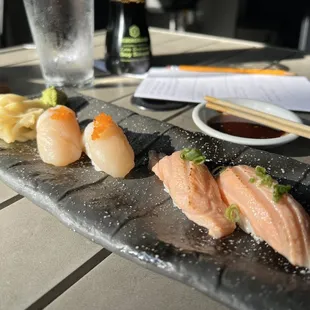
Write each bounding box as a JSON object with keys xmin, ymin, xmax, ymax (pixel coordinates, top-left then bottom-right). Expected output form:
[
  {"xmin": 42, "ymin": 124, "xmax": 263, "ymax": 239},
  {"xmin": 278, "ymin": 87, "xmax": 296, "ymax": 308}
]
[{"xmin": 1, "ymin": 91, "xmax": 310, "ymax": 310}]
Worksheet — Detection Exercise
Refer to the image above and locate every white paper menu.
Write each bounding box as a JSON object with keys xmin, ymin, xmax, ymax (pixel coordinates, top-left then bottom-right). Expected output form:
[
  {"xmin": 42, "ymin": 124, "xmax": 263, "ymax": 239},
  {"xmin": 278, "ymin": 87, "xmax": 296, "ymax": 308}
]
[{"xmin": 134, "ymin": 68, "xmax": 310, "ymax": 112}]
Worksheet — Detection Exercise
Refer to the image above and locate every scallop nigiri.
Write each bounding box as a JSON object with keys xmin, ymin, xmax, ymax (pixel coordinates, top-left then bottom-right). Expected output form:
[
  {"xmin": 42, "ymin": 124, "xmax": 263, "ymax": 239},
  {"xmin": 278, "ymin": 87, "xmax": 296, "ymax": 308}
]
[
  {"xmin": 82, "ymin": 113, "xmax": 134, "ymax": 178},
  {"xmin": 217, "ymin": 165, "xmax": 310, "ymax": 268},
  {"xmin": 152, "ymin": 150, "xmax": 236, "ymax": 238},
  {"xmin": 36, "ymin": 105, "xmax": 82, "ymax": 166}
]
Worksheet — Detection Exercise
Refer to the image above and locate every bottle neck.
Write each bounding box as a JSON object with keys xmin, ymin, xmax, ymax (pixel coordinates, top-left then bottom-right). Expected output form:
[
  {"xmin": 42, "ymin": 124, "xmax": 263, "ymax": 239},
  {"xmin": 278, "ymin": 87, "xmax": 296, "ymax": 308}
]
[{"xmin": 109, "ymin": 0, "xmax": 147, "ymax": 19}]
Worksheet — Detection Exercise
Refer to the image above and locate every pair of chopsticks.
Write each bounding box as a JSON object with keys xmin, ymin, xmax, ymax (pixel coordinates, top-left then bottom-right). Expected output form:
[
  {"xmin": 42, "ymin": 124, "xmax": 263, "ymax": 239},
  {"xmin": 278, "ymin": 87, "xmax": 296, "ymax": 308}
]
[{"xmin": 205, "ymin": 96, "xmax": 310, "ymax": 139}]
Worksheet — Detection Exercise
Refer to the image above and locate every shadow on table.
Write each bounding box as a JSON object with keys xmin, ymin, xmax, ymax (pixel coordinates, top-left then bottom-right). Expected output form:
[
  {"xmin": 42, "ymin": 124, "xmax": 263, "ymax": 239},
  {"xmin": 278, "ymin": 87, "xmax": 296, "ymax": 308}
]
[
  {"xmin": 93, "ymin": 82, "xmax": 140, "ymax": 89},
  {"xmin": 11, "ymin": 80, "xmax": 44, "ymax": 96},
  {"xmin": 260, "ymin": 116, "xmax": 310, "ymax": 160},
  {"xmin": 1, "ymin": 63, "xmax": 44, "ymax": 95},
  {"xmin": 267, "ymin": 137, "xmax": 310, "ymax": 159},
  {"xmin": 2, "ymin": 62, "xmax": 140, "ymax": 96},
  {"xmin": 152, "ymin": 47, "xmax": 305, "ymax": 68},
  {"xmin": 2, "ymin": 47, "xmax": 306, "ymax": 94}
]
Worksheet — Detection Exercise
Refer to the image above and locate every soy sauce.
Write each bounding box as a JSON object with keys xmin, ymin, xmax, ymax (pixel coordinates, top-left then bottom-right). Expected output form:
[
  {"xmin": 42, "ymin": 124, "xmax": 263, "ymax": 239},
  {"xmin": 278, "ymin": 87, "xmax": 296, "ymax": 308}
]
[
  {"xmin": 105, "ymin": 0, "xmax": 152, "ymax": 75},
  {"xmin": 208, "ymin": 114, "xmax": 285, "ymax": 139}
]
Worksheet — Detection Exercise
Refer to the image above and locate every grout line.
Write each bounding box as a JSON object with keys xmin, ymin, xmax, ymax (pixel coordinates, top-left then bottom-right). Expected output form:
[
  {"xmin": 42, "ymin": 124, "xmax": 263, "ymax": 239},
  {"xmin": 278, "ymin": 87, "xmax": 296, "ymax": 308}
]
[
  {"xmin": 0, "ymin": 194, "xmax": 23, "ymax": 211},
  {"xmin": 107, "ymin": 93, "xmax": 134, "ymax": 104},
  {"xmin": 26, "ymin": 248, "xmax": 111, "ymax": 310},
  {"xmin": 162, "ymin": 105, "xmax": 194, "ymax": 123}
]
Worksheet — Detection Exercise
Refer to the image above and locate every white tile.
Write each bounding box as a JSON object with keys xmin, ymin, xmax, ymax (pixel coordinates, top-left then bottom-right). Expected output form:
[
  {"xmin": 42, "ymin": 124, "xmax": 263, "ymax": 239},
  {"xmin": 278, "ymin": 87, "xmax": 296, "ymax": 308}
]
[
  {"xmin": 168, "ymin": 107, "xmax": 200, "ymax": 132},
  {"xmin": 110, "ymin": 95, "xmax": 190, "ymax": 121},
  {"xmin": 0, "ymin": 182, "xmax": 18, "ymax": 204},
  {"xmin": 0, "ymin": 199, "xmax": 102, "ymax": 310},
  {"xmin": 278, "ymin": 54, "xmax": 310, "ymax": 79},
  {"xmin": 80, "ymin": 77, "xmax": 140, "ymax": 103},
  {"xmin": 46, "ymin": 254, "xmax": 228, "ymax": 310}
]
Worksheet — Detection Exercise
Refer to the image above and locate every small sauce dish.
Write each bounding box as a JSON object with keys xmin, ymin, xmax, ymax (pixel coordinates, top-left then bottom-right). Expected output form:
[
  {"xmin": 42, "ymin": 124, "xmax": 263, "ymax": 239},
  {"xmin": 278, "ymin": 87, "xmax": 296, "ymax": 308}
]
[{"xmin": 192, "ymin": 98, "xmax": 302, "ymax": 147}]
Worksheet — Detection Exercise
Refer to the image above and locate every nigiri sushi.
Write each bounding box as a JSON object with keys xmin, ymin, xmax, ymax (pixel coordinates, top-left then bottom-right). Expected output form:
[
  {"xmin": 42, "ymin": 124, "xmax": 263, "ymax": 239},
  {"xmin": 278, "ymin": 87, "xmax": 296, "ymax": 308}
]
[
  {"xmin": 217, "ymin": 165, "xmax": 310, "ymax": 268},
  {"xmin": 82, "ymin": 113, "xmax": 134, "ymax": 178},
  {"xmin": 36, "ymin": 105, "xmax": 82, "ymax": 166},
  {"xmin": 152, "ymin": 150, "xmax": 236, "ymax": 239}
]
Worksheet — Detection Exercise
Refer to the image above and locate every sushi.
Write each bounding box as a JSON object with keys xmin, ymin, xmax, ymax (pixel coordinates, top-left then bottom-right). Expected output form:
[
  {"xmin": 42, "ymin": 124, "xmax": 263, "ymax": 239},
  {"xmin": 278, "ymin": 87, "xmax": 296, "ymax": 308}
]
[
  {"xmin": 152, "ymin": 150, "xmax": 236, "ymax": 239},
  {"xmin": 217, "ymin": 165, "xmax": 310, "ymax": 268},
  {"xmin": 82, "ymin": 113, "xmax": 135, "ymax": 178},
  {"xmin": 36, "ymin": 105, "xmax": 82, "ymax": 166}
]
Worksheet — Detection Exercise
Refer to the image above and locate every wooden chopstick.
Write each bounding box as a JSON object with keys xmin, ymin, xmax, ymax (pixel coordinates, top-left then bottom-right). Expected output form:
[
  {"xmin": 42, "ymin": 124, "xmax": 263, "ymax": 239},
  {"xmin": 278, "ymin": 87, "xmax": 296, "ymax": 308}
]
[
  {"xmin": 205, "ymin": 96, "xmax": 307, "ymax": 130},
  {"xmin": 205, "ymin": 96, "xmax": 310, "ymax": 139},
  {"xmin": 178, "ymin": 66, "xmax": 295, "ymax": 76}
]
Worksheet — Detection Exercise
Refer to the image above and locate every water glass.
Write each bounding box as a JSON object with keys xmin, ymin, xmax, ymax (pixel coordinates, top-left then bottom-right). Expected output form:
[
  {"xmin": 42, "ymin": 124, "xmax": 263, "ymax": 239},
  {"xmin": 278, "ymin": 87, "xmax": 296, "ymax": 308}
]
[{"xmin": 23, "ymin": 0, "xmax": 94, "ymax": 88}]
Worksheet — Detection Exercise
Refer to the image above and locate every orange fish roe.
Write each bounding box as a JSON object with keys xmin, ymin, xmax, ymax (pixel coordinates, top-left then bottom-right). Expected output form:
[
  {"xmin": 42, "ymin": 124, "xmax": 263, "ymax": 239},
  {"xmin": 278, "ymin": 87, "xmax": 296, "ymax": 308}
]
[
  {"xmin": 91, "ymin": 113, "xmax": 115, "ymax": 140},
  {"xmin": 50, "ymin": 106, "xmax": 74, "ymax": 121}
]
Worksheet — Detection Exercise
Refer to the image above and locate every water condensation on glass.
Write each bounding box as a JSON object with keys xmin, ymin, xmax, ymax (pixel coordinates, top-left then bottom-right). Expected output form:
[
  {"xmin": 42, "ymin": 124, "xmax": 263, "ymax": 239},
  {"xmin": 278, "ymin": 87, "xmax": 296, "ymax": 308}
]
[{"xmin": 23, "ymin": 0, "xmax": 94, "ymax": 88}]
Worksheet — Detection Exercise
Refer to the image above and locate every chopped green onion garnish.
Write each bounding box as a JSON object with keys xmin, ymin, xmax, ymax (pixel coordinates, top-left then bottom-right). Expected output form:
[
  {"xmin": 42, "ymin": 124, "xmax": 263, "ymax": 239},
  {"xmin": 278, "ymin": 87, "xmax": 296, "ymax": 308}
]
[
  {"xmin": 180, "ymin": 148, "xmax": 191, "ymax": 160},
  {"xmin": 273, "ymin": 184, "xmax": 291, "ymax": 203},
  {"xmin": 252, "ymin": 165, "xmax": 291, "ymax": 203},
  {"xmin": 255, "ymin": 166, "xmax": 266, "ymax": 178},
  {"xmin": 225, "ymin": 204, "xmax": 240, "ymax": 223},
  {"xmin": 261, "ymin": 174, "xmax": 273, "ymax": 187},
  {"xmin": 249, "ymin": 177, "xmax": 256, "ymax": 183},
  {"xmin": 254, "ymin": 166, "xmax": 274, "ymax": 187},
  {"xmin": 180, "ymin": 148, "xmax": 206, "ymax": 165},
  {"xmin": 211, "ymin": 166, "xmax": 227, "ymax": 176}
]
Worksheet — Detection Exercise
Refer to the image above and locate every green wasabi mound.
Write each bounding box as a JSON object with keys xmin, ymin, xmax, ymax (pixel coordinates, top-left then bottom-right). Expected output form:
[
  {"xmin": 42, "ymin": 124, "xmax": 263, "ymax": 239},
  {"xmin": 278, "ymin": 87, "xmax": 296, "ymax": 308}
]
[{"xmin": 40, "ymin": 87, "xmax": 68, "ymax": 107}]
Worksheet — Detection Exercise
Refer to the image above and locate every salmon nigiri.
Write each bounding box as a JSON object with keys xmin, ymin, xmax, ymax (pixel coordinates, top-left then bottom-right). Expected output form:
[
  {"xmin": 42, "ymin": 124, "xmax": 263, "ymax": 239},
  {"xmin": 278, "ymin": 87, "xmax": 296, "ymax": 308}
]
[
  {"xmin": 152, "ymin": 150, "xmax": 236, "ymax": 239},
  {"xmin": 36, "ymin": 106, "xmax": 82, "ymax": 166},
  {"xmin": 82, "ymin": 113, "xmax": 134, "ymax": 178},
  {"xmin": 217, "ymin": 165, "xmax": 310, "ymax": 268}
]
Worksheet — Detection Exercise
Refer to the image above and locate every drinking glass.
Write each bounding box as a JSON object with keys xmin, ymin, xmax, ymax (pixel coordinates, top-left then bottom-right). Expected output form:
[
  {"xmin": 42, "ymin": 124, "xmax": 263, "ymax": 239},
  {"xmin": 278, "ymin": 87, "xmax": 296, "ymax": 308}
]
[{"xmin": 23, "ymin": 0, "xmax": 94, "ymax": 88}]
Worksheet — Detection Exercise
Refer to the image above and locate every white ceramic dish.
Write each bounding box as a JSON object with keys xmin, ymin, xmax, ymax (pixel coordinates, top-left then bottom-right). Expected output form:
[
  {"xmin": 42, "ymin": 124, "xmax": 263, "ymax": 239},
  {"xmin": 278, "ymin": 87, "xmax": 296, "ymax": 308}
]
[{"xmin": 192, "ymin": 98, "xmax": 302, "ymax": 147}]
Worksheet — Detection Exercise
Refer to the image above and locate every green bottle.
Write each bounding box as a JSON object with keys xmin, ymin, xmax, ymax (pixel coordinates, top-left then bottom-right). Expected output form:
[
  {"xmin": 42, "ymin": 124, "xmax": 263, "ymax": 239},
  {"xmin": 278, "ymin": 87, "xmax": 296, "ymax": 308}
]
[{"xmin": 105, "ymin": 0, "xmax": 152, "ymax": 75}]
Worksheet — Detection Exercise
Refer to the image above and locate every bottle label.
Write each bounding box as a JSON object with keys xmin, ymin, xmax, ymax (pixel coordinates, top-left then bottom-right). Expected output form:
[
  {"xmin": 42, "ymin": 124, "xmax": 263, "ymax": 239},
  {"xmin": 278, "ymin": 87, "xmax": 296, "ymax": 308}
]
[
  {"xmin": 111, "ymin": 0, "xmax": 145, "ymax": 3},
  {"xmin": 120, "ymin": 25, "xmax": 151, "ymax": 62}
]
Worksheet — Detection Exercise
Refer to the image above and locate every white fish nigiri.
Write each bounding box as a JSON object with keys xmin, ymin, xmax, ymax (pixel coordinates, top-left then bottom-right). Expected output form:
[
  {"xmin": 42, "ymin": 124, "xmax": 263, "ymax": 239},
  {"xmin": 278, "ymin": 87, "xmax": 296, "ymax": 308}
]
[
  {"xmin": 82, "ymin": 113, "xmax": 135, "ymax": 178},
  {"xmin": 36, "ymin": 105, "xmax": 82, "ymax": 166}
]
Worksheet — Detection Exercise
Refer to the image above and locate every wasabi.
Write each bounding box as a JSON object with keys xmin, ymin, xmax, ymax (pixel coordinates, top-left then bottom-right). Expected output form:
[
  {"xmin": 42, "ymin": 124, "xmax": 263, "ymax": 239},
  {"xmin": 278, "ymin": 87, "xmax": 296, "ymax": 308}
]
[{"xmin": 40, "ymin": 87, "xmax": 68, "ymax": 107}]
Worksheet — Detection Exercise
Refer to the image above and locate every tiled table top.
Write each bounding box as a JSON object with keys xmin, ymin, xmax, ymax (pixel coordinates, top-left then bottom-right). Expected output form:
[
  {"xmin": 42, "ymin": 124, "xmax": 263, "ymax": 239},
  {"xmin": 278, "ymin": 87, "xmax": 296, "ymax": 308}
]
[{"xmin": 1, "ymin": 28, "xmax": 310, "ymax": 310}]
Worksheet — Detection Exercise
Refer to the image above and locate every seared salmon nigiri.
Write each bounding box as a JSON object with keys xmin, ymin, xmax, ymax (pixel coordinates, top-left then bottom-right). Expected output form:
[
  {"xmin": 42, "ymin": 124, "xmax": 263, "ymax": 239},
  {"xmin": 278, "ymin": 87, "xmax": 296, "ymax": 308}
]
[
  {"xmin": 152, "ymin": 150, "xmax": 236, "ymax": 239},
  {"xmin": 217, "ymin": 165, "xmax": 310, "ymax": 268},
  {"xmin": 36, "ymin": 106, "xmax": 82, "ymax": 166},
  {"xmin": 82, "ymin": 113, "xmax": 134, "ymax": 178}
]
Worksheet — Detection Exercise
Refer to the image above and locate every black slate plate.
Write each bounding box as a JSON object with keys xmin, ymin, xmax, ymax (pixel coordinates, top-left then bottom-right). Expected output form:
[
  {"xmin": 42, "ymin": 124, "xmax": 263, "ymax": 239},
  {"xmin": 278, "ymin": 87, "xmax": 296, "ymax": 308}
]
[{"xmin": 1, "ymin": 91, "xmax": 310, "ymax": 310}]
